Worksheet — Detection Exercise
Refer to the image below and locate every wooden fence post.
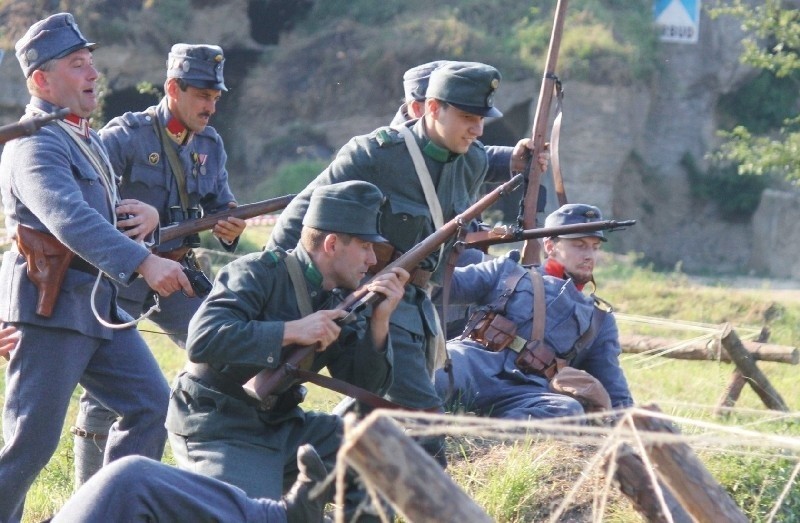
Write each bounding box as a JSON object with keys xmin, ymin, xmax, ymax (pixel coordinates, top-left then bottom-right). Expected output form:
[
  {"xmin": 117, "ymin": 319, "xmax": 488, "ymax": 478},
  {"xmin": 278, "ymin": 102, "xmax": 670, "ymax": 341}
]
[
  {"xmin": 340, "ymin": 412, "xmax": 493, "ymax": 523},
  {"xmin": 631, "ymin": 406, "xmax": 748, "ymax": 523}
]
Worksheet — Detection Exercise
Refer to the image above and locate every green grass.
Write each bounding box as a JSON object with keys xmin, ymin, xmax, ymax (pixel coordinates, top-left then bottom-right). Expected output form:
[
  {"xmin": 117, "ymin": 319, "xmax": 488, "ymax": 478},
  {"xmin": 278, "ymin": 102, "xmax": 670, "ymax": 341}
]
[{"xmin": 3, "ymin": 233, "xmax": 800, "ymax": 521}]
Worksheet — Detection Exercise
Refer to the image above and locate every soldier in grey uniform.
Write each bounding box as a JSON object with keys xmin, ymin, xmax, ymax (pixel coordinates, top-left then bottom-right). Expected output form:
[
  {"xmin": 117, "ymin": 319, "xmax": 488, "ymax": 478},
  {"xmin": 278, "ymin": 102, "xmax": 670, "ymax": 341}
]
[
  {"xmin": 167, "ymin": 181, "xmax": 408, "ymax": 517},
  {"xmin": 49, "ymin": 445, "xmax": 328, "ymax": 523},
  {"xmin": 434, "ymin": 204, "xmax": 634, "ymax": 419},
  {"xmin": 269, "ymin": 62, "xmax": 521, "ymax": 464},
  {"xmin": 391, "ymin": 60, "xmax": 540, "ymax": 184},
  {"xmin": 0, "ymin": 13, "xmax": 193, "ymax": 522},
  {"xmin": 70, "ymin": 43, "xmax": 246, "ymax": 487}
]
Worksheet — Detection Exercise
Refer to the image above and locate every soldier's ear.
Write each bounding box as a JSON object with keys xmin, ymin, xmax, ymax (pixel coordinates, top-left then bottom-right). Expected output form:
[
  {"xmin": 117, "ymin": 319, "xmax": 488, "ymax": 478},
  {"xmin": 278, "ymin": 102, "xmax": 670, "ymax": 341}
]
[
  {"xmin": 30, "ymin": 69, "xmax": 49, "ymax": 91},
  {"xmin": 322, "ymin": 233, "xmax": 338, "ymax": 255}
]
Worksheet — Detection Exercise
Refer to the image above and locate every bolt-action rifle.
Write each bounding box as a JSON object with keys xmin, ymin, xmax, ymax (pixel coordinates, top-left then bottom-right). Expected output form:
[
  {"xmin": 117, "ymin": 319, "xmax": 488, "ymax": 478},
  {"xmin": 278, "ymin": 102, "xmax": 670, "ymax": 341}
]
[
  {"xmin": 520, "ymin": 0, "xmax": 569, "ymax": 265},
  {"xmin": 463, "ymin": 219, "xmax": 636, "ymax": 251},
  {"xmin": 0, "ymin": 108, "xmax": 70, "ymax": 145},
  {"xmin": 157, "ymin": 194, "xmax": 295, "ymax": 245},
  {"xmin": 244, "ymin": 173, "xmax": 525, "ymax": 404}
]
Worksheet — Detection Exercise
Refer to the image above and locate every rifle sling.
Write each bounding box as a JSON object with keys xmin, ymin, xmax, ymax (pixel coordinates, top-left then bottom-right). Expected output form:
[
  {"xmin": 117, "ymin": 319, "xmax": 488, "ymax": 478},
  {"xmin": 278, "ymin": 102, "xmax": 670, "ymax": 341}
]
[
  {"xmin": 149, "ymin": 109, "xmax": 191, "ymax": 211},
  {"xmin": 290, "ymin": 367, "xmax": 417, "ymax": 411},
  {"xmin": 393, "ymin": 125, "xmax": 445, "ymax": 270}
]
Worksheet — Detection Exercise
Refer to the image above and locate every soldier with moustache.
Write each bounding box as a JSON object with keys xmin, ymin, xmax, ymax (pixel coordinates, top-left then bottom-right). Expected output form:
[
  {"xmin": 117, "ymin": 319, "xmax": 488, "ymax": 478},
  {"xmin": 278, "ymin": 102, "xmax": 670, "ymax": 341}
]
[
  {"xmin": 68, "ymin": 43, "xmax": 247, "ymax": 486},
  {"xmin": 0, "ymin": 13, "xmax": 192, "ymax": 521}
]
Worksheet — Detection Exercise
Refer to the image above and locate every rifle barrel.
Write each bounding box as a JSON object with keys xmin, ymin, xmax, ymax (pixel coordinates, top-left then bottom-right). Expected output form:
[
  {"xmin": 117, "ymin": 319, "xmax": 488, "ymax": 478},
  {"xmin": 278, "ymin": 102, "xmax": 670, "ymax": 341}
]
[
  {"xmin": 246, "ymin": 173, "xmax": 524, "ymax": 402},
  {"xmin": 0, "ymin": 108, "xmax": 70, "ymax": 145},
  {"xmin": 159, "ymin": 194, "xmax": 295, "ymax": 245},
  {"xmin": 465, "ymin": 219, "xmax": 636, "ymax": 250}
]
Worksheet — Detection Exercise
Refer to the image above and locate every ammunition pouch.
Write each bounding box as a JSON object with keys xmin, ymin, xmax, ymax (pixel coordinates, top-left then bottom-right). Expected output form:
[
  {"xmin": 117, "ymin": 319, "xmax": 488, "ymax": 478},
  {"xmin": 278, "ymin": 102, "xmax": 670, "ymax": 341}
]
[
  {"xmin": 514, "ymin": 341, "xmax": 561, "ymax": 380},
  {"xmin": 16, "ymin": 225, "xmax": 77, "ymax": 317},
  {"xmin": 463, "ymin": 310, "xmax": 517, "ymax": 352},
  {"xmin": 463, "ymin": 309, "xmax": 562, "ymax": 380}
]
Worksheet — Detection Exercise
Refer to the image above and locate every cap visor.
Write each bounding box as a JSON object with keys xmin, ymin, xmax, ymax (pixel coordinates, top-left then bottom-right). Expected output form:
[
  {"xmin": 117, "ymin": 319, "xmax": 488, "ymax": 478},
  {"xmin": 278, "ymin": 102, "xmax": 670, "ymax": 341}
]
[
  {"xmin": 53, "ymin": 41, "xmax": 97, "ymax": 61},
  {"xmin": 353, "ymin": 233, "xmax": 389, "ymax": 243},
  {"xmin": 557, "ymin": 232, "xmax": 607, "ymax": 242},
  {"xmin": 450, "ymin": 102, "xmax": 503, "ymax": 118},
  {"xmin": 184, "ymin": 79, "xmax": 227, "ymax": 92}
]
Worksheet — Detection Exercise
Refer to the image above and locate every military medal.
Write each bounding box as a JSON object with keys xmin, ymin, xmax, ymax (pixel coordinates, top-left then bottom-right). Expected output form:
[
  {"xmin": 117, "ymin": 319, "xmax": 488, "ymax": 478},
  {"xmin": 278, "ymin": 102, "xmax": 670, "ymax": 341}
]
[{"xmin": 149, "ymin": 152, "xmax": 160, "ymax": 165}]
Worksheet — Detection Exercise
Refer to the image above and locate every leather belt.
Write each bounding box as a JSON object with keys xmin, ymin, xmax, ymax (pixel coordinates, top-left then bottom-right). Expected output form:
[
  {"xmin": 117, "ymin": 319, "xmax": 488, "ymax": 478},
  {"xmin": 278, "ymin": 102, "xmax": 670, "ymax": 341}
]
[
  {"xmin": 69, "ymin": 256, "xmax": 99, "ymax": 275},
  {"xmin": 184, "ymin": 361, "xmax": 262, "ymax": 407}
]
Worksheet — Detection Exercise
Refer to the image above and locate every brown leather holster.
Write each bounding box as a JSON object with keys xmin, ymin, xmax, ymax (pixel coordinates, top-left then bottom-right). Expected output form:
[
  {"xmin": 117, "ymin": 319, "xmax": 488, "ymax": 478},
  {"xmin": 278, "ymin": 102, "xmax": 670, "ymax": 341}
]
[{"xmin": 15, "ymin": 225, "xmax": 75, "ymax": 317}]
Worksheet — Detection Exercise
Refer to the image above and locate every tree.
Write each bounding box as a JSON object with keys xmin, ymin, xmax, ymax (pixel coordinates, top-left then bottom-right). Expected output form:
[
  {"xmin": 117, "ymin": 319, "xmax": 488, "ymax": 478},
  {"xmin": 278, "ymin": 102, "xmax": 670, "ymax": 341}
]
[{"xmin": 710, "ymin": 0, "xmax": 800, "ymax": 181}]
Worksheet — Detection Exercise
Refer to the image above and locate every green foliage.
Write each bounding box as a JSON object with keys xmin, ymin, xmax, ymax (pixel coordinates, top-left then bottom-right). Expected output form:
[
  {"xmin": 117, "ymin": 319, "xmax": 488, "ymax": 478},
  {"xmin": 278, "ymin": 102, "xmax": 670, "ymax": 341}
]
[
  {"xmin": 301, "ymin": 0, "xmax": 656, "ymax": 84},
  {"xmin": 709, "ymin": 0, "xmax": 800, "ymax": 182},
  {"xmin": 718, "ymin": 71, "xmax": 799, "ymax": 135},
  {"xmin": 682, "ymin": 152, "xmax": 768, "ymax": 221}
]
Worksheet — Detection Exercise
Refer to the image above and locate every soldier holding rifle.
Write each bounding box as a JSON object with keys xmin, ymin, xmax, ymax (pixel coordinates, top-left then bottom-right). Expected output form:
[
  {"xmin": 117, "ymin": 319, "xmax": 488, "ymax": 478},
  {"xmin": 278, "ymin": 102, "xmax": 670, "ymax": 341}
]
[
  {"xmin": 0, "ymin": 13, "xmax": 192, "ymax": 522},
  {"xmin": 270, "ymin": 62, "xmax": 525, "ymax": 468},
  {"xmin": 167, "ymin": 181, "xmax": 408, "ymax": 519},
  {"xmin": 70, "ymin": 42, "xmax": 248, "ymax": 486},
  {"xmin": 434, "ymin": 204, "xmax": 635, "ymax": 420}
]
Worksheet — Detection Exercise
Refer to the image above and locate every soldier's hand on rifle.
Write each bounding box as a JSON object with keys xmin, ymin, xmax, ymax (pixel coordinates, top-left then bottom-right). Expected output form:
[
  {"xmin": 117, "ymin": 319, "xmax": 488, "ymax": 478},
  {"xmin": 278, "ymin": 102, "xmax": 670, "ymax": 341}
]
[
  {"xmin": 0, "ymin": 325, "xmax": 20, "ymax": 360},
  {"xmin": 137, "ymin": 254, "xmax": 195, "ymax": 297},
  {"xmin": 213, "ymin": 202, "xmax": 247, "ymax": 244},
  {"xmin": 284, "ymin": 309, "xmax": 347, "ymax": 352},
  {"xmin": 510, "ymin": 138, "xmax": 550, "ymax": 174},
  {"xmin": 367, "ymin": 267, "xmax": 409, "ymax": 324},
  {"xmin": 116, "ymin": 199, "xmax": 160, "ymax": 242}
]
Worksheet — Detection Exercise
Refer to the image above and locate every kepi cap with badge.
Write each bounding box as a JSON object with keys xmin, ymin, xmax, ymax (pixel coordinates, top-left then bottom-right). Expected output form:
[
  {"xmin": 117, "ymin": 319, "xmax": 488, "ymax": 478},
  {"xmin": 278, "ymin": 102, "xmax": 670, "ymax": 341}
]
[
  {"xmin": 167, "ymin": 43, "xmax": 227, "ymax": 91},
  {"xmin": 544, "ymin": 203, "xmax": 607, "ymax": 241},
  {"xmin": 15, "ymin": 12, "xmax": 96, "ymax": 78},
  {"xmin": 426, "ymin": 61, "xmax": 503, "ymax": 118},
  {"xmin": 303, "ymin": 181, "xmax": 388, "ymax": 243},
  {"xmin": 403, "ymin": 60, "xmax": 449, "ymax": 102}
]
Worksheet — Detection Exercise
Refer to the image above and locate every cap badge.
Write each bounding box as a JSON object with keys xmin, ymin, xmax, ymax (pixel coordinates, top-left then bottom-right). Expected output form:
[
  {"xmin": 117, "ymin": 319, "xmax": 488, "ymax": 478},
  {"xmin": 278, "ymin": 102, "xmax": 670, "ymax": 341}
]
[
  {"xmin": 214, "ymin": 54, "xmax": 223, "ymax": 63},
  {"xmin": 25, "ymin": 49, "xmax": 38, "ymax": 63},
  {"xmin": 148, "ymin": 152, "xmax": 160, "ymax": 165},
  {"xmin": 585, "ymin": 210, "xmax": 598, "ymax": 219},
  {"xmin": 181, "ymin": 60, "xmax": 190, "ymax": 72},
  {"xmin": 490, "ymin": 78, "xmax": 500, "ymax": 89}
]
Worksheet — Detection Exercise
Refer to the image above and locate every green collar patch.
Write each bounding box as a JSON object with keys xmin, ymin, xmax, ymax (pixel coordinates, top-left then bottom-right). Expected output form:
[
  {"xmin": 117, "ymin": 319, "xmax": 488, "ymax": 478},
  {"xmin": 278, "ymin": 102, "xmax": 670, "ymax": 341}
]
[{"xmin": 423, "ymin": 139, "xmax": 459, "ymax": 163}]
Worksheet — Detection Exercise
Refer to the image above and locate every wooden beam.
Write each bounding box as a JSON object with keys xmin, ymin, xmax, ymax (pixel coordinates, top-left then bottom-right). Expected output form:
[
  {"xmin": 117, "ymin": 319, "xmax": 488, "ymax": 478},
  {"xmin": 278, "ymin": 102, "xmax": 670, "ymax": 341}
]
[
  {"xmin": 340, "ymin": 412, "xmax": 492, "ymax": 523},
  {"xmin": 719, "ymin": 324, "xmax": 789, "ymax": 411},
  {"xmin": 631, "ymin": 406, "xmax": 748, "ymax": 523},
  {"xmin": 620, "ymin": 334, "xmax": 798, "ymax": 364}
]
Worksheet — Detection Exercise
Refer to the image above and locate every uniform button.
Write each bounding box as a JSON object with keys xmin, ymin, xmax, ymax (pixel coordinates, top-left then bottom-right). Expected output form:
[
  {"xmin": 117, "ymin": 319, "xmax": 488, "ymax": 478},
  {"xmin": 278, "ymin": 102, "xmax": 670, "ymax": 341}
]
[
  {"xmin": 267, "ymin": 356, "xmax": 274, "ymax": 363},
  {"xmin": 119, "ymin": 273, "xmax": 126, "ymax": 279},
  {"xmin": 310, "ymin": 291, "xmax": 317, "ymax": 298},
  {"xmin": 89, "ymin": 180, "xmax": 94, "ymax": 185},
  {"xmin": 145, "ymin": 115, "xmax": 151, "ymax": 121}
]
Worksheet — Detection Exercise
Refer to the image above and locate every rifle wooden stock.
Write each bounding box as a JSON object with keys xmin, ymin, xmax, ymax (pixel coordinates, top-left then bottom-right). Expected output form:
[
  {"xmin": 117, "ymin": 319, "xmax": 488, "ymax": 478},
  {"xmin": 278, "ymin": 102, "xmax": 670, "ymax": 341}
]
[
  {"xmin": 0, "ymin": 108, "xmax": 70, "ymax": 145},
  {"xmin": 464, "ymin": 219, "xmax": 636, "ymax": 250},
  {"xmin": 158, "ymin": 194, "xmax": 295, "ymax": 245},
  {"xmin": 521, "ymin": 0, "xmax": 569, "ymax": 265},
  {"xmin": 245, "ymin": 173, "xmax": 525, "ymax": 402}
]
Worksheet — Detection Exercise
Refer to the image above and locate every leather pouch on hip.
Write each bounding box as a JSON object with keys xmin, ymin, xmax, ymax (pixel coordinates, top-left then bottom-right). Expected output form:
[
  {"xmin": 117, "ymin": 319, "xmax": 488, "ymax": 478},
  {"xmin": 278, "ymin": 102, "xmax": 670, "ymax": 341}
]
[
  {"xmin": 468, "ymin": 312, "xmax": 517, "ymax": 352},
  {"xmin": 548, "ymin": 367, "xmax": 611, "ymax": 412},
  {"xmin": 15, "ymin": 225, "xmax": 75, "ymax": 317},
  {"xmin": 515, "ymin": 341, "xmax": 557, "ymax": 379}
]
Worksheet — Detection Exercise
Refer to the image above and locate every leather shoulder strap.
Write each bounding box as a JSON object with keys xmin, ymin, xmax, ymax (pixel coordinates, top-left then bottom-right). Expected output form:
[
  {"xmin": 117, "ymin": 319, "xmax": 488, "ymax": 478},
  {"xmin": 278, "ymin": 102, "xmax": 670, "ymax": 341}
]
[
  {"xmin": 148, "ymin": 108, "xmax": 190, "ymax": 211},
  {"xmin": 284, "ymin": 253, "xmax": 314, "ymax": 318}
]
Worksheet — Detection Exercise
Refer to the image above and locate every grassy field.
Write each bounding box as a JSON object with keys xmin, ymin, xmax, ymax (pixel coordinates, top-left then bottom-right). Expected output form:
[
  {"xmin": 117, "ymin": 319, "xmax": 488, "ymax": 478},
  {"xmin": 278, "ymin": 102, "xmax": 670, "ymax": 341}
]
[{"xmin": 2, "ymin": 226, "xmax": 799, "ymax": 521}]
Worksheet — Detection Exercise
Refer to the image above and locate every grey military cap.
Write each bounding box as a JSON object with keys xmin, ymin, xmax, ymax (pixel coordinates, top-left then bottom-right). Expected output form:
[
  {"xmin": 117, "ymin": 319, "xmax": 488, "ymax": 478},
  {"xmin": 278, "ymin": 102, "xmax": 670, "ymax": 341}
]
[
  {"xmin": 167, "ymin": 43, "xmax": 227, "ymax": 91},
  {"xmin": 426, "ymin": 61, "xmax": 503, "ymax": 118},
  {"xmin": 15, "ymin": 12, "xmax": 97, "ymax": 78},
  {"xmin": 403, "ymin": 60, "xmax": 449, "ymax": 102},
  {"xmin": 544, "ymin": 203, "xmax": 607, "ymax": 241},
  {"xmin": 303, "ymin": 181, "xmax": 387, "ymax": 243}
]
